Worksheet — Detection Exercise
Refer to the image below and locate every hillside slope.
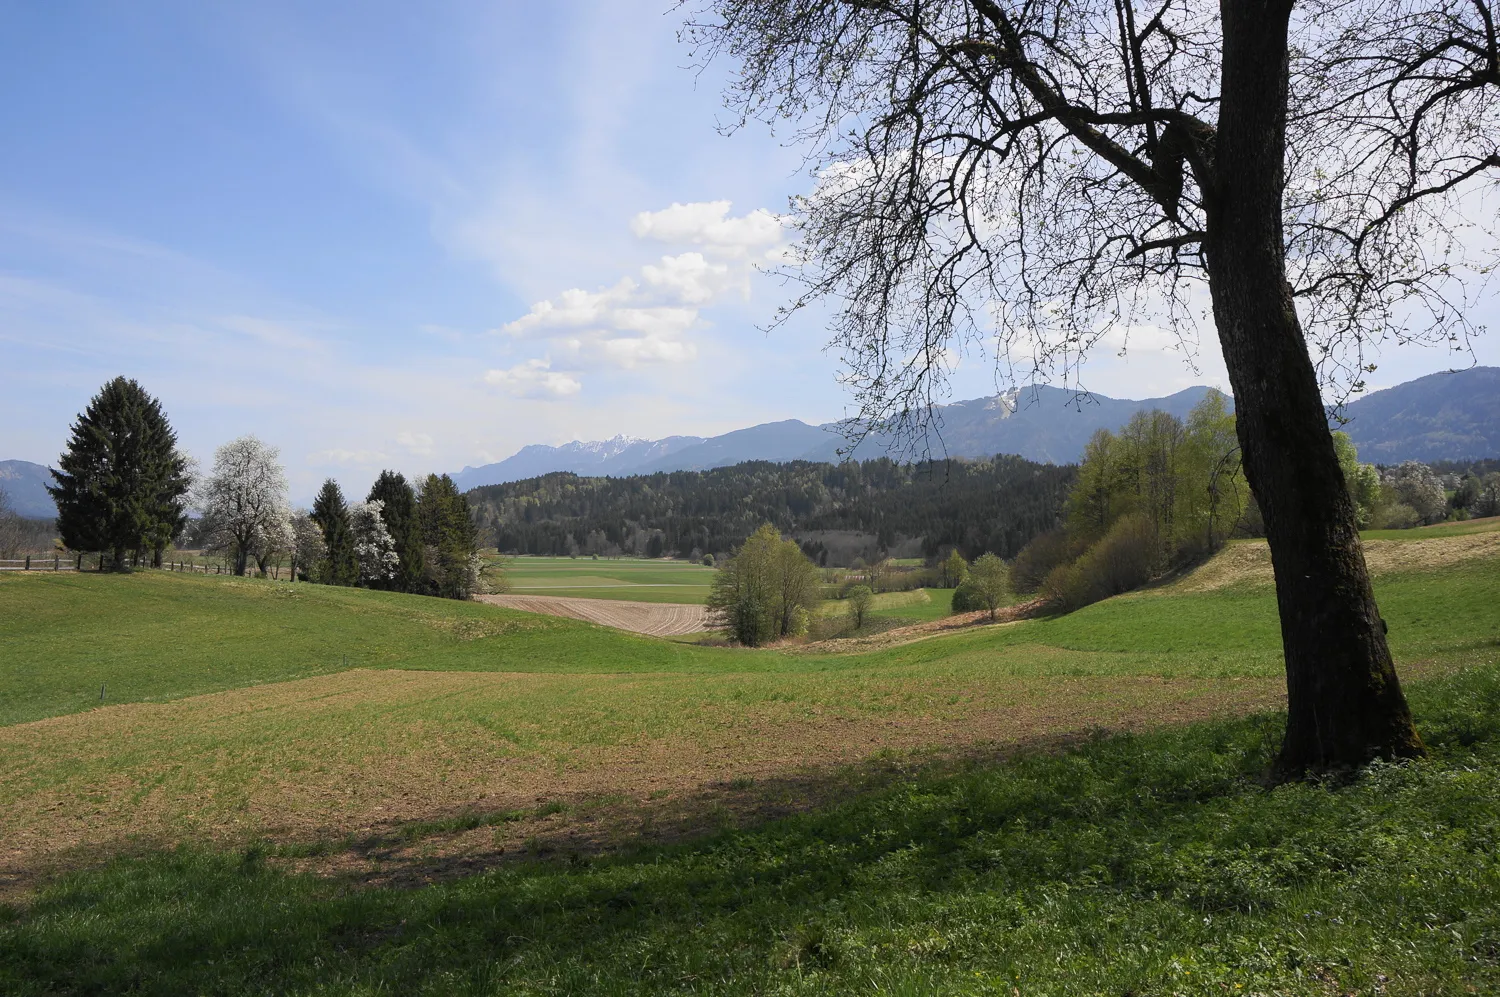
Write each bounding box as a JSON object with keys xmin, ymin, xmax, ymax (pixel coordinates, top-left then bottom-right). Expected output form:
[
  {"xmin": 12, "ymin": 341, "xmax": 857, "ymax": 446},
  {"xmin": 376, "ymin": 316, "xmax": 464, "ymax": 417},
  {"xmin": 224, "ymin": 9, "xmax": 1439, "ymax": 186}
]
[
  {"xmin": 0, "ymin": 459, "xmax": 55, "ymax": 518},
  {"xmin": 1341, "ymin": 366, "xmax": 1500, "ymax": 462}
]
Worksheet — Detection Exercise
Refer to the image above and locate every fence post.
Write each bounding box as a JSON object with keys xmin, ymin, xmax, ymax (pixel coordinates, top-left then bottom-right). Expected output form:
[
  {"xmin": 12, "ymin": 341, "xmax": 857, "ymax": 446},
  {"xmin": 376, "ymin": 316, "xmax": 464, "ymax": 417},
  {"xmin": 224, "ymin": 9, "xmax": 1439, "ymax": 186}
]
[
  {"xmin": 24, "ymin": 555, "xmax": 30, "ymax": 571},
  {"xmin": 76, "ymin": 553, "xmax": 81, "ymax": 571},
  {"xmin": 54, "ymin": 555, "xmax": 59, "ymax": 571}
]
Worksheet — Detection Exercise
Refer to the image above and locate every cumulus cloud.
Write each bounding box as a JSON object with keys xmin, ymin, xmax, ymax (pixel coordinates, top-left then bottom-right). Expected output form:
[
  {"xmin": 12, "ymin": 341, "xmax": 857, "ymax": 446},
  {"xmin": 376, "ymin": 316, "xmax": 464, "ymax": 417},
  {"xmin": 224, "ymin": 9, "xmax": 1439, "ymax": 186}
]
[
  {"xmin": 640, "ymin": 252, "xmax": 738, "ymax": 304},
  {"xmin": 483, "ymin": 359, "xmax": 583, "ymax": 398},
  {"xmin": 495, "ymin": 201, "xmax": 785, "ymax": 379},
  {"xmin": 630, "ymin": 201, "xmax": 784, "ymax": 256}
]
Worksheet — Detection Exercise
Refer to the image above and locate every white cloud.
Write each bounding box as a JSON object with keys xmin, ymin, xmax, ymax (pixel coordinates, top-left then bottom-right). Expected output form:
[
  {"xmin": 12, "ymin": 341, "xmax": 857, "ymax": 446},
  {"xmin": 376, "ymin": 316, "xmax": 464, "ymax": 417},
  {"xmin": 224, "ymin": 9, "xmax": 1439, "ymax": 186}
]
[
  {"xmin": 483, "ymin": 359, "xmax": 583, "ymax": 398},
  {"xmin": 641, "ymin": 252, "xmax": 738, "ymax": 304},
  {"xmin": 496, "ymin": 201, "xmax": 784, "ymax": 377},
  {"xmin": 592, "ymin": 335, "xmax": 697, "ymax": 367},
  {"xmin": 396, "ymin": 431, "xmax": 434, "ymax": 456},
  {"xmin": 630, "ymin": 201, "xmax": 784, "ymax": 256}
]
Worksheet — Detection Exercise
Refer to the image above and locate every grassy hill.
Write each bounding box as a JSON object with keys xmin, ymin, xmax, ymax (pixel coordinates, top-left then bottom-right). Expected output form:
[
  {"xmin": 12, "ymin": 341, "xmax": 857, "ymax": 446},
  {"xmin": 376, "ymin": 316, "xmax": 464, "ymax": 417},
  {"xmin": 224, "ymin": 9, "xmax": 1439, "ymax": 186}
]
[{"xmin": 0, "ymin": 525, "xmax": 1497, "ymax": 994}]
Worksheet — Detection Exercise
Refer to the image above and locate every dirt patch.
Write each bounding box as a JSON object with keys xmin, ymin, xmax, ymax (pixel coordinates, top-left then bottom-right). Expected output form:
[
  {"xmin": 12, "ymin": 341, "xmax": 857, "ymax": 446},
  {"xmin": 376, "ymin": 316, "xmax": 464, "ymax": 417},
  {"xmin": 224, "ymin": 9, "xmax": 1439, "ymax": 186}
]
[
  {"xmin": 1172, "ymin": 532, "xmax": 1500, "ymax": 593},
  {"xmin": 475, "ymin": 593, "xmax": 711, "ymax": 636},
  {"xmin": 0, "ymin": 666, "xmax": 1281, "ymax": 899}
]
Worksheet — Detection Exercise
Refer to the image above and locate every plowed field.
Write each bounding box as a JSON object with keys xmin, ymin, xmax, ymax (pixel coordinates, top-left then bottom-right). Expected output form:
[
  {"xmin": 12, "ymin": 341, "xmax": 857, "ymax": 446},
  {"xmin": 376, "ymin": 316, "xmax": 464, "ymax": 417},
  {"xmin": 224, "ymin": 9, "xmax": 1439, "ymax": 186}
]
[{"xmin": 475, "ymin": 593, "xmax": 712, "ymax": 635}]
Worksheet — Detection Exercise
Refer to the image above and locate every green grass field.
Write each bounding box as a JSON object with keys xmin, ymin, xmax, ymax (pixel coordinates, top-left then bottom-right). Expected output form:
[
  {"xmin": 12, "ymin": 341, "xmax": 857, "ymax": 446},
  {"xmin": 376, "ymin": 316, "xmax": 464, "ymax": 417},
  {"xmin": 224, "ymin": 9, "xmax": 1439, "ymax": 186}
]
[
  {"xmin": 497, "ymin": 555, "xmax": 716, "ymax": 603},
  {"xmin": 1, "ymin": 528, "xmax": 1498, "ymax": 994}
]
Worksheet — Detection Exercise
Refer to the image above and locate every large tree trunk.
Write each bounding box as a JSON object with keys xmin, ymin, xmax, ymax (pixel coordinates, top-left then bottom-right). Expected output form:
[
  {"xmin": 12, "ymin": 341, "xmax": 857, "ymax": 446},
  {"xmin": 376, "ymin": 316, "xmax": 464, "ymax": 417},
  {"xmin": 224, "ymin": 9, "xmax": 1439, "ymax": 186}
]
[{"xmin": 1204, "ymin": 0, "xmax": 1423, "ymax": 777}]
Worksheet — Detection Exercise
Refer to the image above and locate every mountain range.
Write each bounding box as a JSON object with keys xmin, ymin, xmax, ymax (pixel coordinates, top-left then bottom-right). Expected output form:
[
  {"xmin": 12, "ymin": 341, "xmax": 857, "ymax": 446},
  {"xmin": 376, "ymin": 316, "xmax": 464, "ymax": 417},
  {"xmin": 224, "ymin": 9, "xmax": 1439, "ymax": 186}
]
[
  {"xmin": 4, "ymin": 367, "xmax": 1496, "ymax": 517},
  {"xmin": 452, "ymin": 385, "xmax": 1226, "ymax": 491},
  {"xmin": 454, "ymin": 367, "xmax": 1499, "ymax": 489}
]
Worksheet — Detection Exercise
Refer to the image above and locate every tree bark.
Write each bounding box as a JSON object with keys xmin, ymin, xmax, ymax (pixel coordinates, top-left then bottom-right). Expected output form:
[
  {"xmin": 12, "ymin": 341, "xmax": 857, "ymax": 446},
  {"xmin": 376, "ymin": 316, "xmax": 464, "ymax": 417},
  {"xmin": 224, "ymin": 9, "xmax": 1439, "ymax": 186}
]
[{"xmin": 1204, "ymin": 0, "xmax": 1423, "ymax": 776}]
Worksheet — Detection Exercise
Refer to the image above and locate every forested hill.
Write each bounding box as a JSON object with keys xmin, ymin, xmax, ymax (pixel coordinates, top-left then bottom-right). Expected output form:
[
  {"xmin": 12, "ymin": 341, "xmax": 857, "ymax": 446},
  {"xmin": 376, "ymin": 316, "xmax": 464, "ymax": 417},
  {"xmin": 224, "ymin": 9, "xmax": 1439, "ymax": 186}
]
[{"xmin": 466, "ymin": 456, "xmax": 1075, "ymax": 563}]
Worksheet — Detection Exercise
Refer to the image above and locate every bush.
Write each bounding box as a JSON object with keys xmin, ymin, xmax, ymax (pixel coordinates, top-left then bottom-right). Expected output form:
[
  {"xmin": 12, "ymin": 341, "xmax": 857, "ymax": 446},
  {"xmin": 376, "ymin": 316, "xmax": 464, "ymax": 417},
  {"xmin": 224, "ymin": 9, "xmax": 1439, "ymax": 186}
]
[
  {"xmin": 1044, "ymin": 514, "xmax": 1158, "ymax": 611},
  {"xmin": 1009, "ymin": 529, "xmax": 1073, "ymax": 593},
  {"xmin": 950, "ymin": 580, "xmax": 984, "ymax": 613},
  {"xmin": 1375, "ymin": 501, "xmax": 1422, "ymax": 530}
]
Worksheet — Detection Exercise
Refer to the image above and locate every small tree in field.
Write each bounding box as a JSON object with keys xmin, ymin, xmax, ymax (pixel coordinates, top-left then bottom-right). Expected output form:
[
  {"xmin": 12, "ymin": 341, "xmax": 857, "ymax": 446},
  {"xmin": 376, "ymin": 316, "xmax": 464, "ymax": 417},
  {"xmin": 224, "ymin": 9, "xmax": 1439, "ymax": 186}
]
[
  {"xmin": 199, "ymin": 436, "xmax": 289, "ymax": 577},
  {"xmin": 707, "ymin": 523, "xmax": 821, "ymax": 645},
  {"xmin": 967, "ymin": 553, "xmax": 1011, "ymax": 622},
  {"xmin": 846, "ymin": 584, "xmax": 874, "ymax": 629}
]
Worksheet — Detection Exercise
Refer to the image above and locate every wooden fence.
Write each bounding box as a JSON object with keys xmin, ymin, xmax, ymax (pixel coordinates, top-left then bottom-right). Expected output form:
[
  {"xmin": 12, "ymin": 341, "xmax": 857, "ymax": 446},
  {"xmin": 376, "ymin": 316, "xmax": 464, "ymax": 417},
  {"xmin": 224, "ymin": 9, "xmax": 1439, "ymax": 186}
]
[{"xmin": 0, "ymin": 553, "xmax": 241, "ymax": 574}]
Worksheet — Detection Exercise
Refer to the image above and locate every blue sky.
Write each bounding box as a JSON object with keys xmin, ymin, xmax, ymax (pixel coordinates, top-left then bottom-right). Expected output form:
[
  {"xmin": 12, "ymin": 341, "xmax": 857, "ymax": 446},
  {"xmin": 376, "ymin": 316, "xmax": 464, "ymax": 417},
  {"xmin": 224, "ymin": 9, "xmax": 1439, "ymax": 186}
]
[{"xmin": 1, "ymin": 1, "xmax": 1494, "ymax": 501}]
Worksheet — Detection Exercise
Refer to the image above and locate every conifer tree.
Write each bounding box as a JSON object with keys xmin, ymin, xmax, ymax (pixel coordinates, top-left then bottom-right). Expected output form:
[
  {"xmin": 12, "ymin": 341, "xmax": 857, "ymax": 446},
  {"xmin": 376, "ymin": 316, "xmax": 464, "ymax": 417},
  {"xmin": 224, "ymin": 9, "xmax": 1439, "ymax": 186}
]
[
  {"xmin": 311, "ymin": 479, "xmax": 357, "ymax": 586},
  {"xmin": 416, "ymin": 473, "xmax": 480, "ymax": 599},
  {"xmin": 367, "ymin": 470, "xmax": 425, "ymax": 593},
  {"xmin": 49, "ymin": 377, "xmax": 191, "ymax": 570}
]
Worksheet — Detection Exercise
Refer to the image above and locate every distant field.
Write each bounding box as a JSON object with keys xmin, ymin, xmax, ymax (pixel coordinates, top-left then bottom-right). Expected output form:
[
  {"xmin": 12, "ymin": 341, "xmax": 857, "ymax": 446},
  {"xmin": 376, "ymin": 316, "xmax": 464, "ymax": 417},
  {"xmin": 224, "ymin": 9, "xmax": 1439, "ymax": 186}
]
[
  {"xmin": 498, "ymin": 555, "xmax": 715, "ymax": 604},
  {"xmin": 816, "ymin": 587, "xmax": 958, "ymax": 623}
]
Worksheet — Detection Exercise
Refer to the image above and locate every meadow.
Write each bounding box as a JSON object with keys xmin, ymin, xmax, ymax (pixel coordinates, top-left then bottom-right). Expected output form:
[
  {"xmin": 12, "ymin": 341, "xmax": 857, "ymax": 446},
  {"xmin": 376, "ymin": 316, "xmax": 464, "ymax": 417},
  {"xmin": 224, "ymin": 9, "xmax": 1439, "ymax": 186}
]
[
  {"xmin": 499, "ymin": 555, "xmax": 716, "ymax": 603},
  {"xmin": 0, "ymin": 525, "xmax": 1497, "ymax": 994}
]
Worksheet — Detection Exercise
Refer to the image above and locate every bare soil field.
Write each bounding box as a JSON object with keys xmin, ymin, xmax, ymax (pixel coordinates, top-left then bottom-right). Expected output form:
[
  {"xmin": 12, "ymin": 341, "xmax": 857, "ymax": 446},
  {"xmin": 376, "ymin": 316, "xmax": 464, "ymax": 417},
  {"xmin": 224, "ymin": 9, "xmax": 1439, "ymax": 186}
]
[{"xmin": 475, "ymin": 593, "xmax": 711, "ymax": 635}]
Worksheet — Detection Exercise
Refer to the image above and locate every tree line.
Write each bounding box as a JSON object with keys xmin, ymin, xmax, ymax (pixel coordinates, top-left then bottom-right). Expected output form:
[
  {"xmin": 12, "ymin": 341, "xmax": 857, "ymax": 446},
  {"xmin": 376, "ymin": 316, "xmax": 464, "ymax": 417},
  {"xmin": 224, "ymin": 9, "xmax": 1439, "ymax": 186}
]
[
  {"xmin": 1010, "ymin": 392, "xmax": 1249, "ymax": 610},
  {"xmin": 46, "ymin": 378, "xmax": 483, "ymax": 598},
  {"xmin": 468, "ymin": 455, "xmax": 1075, "ymax": 565}
]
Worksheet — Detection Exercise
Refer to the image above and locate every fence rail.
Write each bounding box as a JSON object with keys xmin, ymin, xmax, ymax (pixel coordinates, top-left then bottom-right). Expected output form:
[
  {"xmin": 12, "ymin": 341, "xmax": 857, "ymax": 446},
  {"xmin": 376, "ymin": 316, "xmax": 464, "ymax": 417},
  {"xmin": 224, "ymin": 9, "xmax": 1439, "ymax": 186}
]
[{"xmin": 0, "ymin": 554, "xmax": 244, "ymax": 574}]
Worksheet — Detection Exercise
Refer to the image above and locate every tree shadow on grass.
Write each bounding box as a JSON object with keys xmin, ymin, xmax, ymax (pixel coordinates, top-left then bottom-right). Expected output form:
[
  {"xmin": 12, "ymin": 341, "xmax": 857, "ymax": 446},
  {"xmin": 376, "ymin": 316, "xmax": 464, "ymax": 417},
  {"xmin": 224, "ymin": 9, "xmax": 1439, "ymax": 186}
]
[{"xmin": 3, "ymin": 667, "xmax": 1498, "ymax": 996}]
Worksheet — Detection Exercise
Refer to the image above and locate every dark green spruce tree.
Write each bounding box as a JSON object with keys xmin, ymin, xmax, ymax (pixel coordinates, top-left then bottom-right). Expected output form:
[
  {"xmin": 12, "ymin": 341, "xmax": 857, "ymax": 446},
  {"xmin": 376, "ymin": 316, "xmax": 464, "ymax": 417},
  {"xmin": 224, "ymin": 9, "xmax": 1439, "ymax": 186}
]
[
  {"xmin": 367, "ymin": 470, "xmax": 425, "ymax": 593},
  {"xmin": 311, "ymin": 479, "xmax": 358, "ymax": 586},
  {"xmin": 416, "ymin": 473, "xmax": 480, "ymax": 599},
  {"xmin": 49, "ymin": 377, "xmax": 192, "ymax": 571}
]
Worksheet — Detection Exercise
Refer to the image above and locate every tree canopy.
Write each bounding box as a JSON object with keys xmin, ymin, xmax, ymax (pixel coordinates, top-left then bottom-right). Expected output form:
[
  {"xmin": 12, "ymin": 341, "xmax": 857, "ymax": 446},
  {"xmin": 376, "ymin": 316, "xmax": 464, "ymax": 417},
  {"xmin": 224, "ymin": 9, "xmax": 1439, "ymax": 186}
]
[
  {"xmin": 470, "ymin": 455, "xmax": 1073, "ymax": 563},
  {"xmin": 49, "ymin": 377, "xmax": 191, "ymax": 569}
]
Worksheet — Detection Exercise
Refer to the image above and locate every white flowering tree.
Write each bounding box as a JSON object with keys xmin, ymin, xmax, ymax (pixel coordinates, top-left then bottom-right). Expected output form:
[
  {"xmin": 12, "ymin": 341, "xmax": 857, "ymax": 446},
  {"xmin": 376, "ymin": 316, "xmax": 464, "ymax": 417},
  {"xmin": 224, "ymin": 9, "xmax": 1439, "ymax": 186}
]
[
  {"xmin": 246, "ymin": 509, "xmax": 298, "ymax": 579},
  {"xmin": 199, "ymin": 436, "xmax": 290, "ymax": 576},
  {"xmin": 289, "ymin": 510, "xmax": 328, "ymax": 581},
  {"xmin": 349, "ymin": 499, "xmax": 399, "ymax": 585}
]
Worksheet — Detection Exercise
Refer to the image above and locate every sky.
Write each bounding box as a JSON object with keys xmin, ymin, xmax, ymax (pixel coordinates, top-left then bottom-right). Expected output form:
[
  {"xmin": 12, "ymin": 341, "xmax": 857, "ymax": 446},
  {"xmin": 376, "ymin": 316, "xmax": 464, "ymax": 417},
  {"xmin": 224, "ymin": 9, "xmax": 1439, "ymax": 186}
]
[{"xmin": 1, "ymin": 1, "xmax": 1494, "ymax": 502}]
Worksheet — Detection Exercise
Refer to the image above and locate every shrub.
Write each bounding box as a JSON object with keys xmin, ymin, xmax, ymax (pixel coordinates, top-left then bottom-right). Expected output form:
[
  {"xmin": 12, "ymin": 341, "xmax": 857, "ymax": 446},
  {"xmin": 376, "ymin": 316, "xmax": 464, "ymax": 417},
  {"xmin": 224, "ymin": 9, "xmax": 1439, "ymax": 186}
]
[
  {"xmin": 1044, "ymin": 514, "xmax": 1158, "ymax": 611},
  {"xmin": 950, "ymin": 581, "xmax": 984, "ymax": 613},
  {"xmin": 1375, "ymin": 501, "xmax": 1422, "ymax": 530},
  {"xmin": 1009, "ymin": 529, "xmax": 1073, "ymax": 593}
]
